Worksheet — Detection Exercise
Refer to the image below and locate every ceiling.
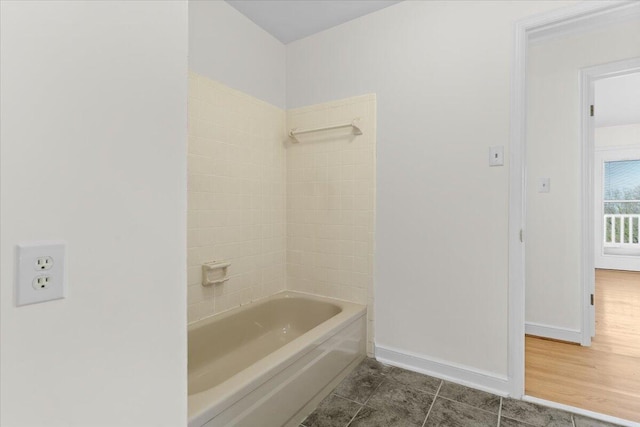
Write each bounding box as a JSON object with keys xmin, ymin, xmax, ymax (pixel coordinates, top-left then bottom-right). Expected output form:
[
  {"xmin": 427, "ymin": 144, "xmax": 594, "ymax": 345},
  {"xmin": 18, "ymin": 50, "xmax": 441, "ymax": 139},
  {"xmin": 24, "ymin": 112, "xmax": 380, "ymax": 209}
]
[
  {"xmin": 225, "ymin": 0, "xmax": 402, "ymax": 44},
  {"xmin": 595, "ymin": 72, "xmax": 640, "ymax": 128}
]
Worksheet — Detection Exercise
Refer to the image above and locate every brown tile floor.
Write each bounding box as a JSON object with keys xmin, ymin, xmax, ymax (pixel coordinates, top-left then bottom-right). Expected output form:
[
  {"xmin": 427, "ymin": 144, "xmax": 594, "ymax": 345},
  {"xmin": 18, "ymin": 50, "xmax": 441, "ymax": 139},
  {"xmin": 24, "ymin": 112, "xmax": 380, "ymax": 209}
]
[{"xmin": 301, "ymin": 358, "xmax": 622, "ymax": 427}]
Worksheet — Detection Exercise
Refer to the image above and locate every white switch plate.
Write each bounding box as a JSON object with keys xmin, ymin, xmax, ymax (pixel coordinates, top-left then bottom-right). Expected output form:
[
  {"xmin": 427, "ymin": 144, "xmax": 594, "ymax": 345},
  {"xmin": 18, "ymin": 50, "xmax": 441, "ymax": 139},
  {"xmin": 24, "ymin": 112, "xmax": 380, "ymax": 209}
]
[
  {"xmin": 489, "ymin": 146, "xmax": 504, "ymax": 166},
  {"xmin": 16, "ymin": 241, "xmax": 66, "ymax": 306},
  {"xmin": 538, "ymin": 178, "xmax": 551, "ymax": 193}
]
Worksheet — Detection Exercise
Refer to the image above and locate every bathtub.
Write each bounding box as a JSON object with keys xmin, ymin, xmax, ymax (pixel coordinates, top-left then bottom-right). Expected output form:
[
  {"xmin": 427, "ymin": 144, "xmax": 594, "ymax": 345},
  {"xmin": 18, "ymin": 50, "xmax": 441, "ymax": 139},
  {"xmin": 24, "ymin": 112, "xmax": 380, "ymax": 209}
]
[{"xmin": 188, "ymin": 291, "xmax": 366, "ymax": 427}]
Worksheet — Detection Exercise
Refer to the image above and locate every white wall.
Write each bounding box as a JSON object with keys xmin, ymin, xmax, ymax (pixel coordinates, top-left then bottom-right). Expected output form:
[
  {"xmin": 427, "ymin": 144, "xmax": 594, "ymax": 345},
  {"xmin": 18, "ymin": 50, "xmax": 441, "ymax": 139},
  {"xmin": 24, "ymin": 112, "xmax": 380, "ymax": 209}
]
[
  {"xmin": 0, "ymin": 1, "xmax": 188, "ymax": 426},
  {"xmin": 287, "ymin": 0, "xmax": 577, "ymax": 381},
  {"xmin": 189, "ymin": 0, "xmax": 286, "ymax": 109},
  {"xmin": 595, "ymin": 124, "xmax": 640, "ymax": 149},
  {"xmin": 526, "ymin": 19, "xmax": 640, "ymax": 336},
  {"xmin": 594, "ymin": 72, "xmax": 640, "ymax": 127}
]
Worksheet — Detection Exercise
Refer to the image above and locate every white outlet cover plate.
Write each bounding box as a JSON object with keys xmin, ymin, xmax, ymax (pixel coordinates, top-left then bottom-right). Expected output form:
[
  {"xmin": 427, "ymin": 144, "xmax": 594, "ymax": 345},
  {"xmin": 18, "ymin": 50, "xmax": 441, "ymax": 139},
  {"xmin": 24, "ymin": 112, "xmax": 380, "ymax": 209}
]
[
  {"xmin": 489, "ymin": 146, "xmax": 504, "ymax": 166},
  {"xmin": 538, "ymin": 177, "xmax": 551, "ymax": 193},
  {"xmin": 16, "ymin": 241, "xmax": 66, "ymax": 306}
]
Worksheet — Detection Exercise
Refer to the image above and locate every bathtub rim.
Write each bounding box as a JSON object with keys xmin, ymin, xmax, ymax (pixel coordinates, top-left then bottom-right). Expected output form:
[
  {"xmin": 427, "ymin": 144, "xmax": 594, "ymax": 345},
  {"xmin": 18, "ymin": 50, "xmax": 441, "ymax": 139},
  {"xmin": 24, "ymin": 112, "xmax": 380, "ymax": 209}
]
[
  {"xmin": 187, "ymin": 290, "xmax": 366, "ymax": 426},
  {"xmin": 187, "ymin": 289, "xmax": 345, "ymax": 330}
]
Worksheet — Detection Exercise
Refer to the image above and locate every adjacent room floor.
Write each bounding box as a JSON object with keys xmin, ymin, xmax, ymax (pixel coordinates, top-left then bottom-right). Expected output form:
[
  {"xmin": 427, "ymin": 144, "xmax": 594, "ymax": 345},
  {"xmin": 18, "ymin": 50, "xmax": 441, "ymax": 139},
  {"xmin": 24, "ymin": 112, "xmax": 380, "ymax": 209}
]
[
  {"xmin": 526, "ymin": 269, "xmax": 640, "ymax": 422},
  {"xmin": 302, "ymin": 358, "xmax": 618, "ymax": 427}
]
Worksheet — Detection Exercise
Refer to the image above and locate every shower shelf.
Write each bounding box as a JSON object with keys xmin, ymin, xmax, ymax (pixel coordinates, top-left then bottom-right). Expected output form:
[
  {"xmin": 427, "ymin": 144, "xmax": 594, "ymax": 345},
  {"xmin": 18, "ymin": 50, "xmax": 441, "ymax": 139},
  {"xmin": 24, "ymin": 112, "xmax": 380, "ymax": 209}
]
[
  {"xmin": 289, "ymin": 118, "xmax": 362, "ymax": 142},
  {"xmin": 202, "ymin": 260, "xmax": 231, "ymax": 286}
]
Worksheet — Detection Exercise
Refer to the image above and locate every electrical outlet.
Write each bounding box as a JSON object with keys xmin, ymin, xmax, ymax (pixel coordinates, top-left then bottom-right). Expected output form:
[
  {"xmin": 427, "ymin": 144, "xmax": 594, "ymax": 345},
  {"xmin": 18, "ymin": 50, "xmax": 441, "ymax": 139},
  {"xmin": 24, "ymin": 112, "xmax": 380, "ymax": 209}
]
[
  {"xmin": 35, "ymin": 256, "xmax": 53, "ymax": 270},
  {"xmin": 32, "ymin": 275, "xmax": 52, "ymax": 290},
  {"xmin": 16, "ymin": 241, "xmax": 66, "ymax": 306}
]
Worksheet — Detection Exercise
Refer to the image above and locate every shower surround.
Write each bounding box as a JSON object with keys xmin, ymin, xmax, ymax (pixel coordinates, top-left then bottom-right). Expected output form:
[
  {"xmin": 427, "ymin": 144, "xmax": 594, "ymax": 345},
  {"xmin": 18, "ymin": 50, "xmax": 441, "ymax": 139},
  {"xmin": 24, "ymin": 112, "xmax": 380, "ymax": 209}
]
[
  {"xmin": 286, "ymin": 95, "xmax": 376, "ymax": 355},
  {"xmin": 187, "ymin": 72, "xmax": 286, "ymax": 322},
  {"xmin": 187, "ymin": 72, "xmax": 375, "ymax": 355}
]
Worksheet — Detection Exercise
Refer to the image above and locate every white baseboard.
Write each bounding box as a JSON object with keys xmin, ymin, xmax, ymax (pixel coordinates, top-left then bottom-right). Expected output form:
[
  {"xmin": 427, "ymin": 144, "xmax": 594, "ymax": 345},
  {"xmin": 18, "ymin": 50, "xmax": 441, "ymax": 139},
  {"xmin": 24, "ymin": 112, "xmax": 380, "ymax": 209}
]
[
  {"xmin": 525, "ymin": 322, "xmax": 581, "ymax": 343},
  {"xmin": 374, "ymin": 344, "xmax": 510, "ymax": 397}
]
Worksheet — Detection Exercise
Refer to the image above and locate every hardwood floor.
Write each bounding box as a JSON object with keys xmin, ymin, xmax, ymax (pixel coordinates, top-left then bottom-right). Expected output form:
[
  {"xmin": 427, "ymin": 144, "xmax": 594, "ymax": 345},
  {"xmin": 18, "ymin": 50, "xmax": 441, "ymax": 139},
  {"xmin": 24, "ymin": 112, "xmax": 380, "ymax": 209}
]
[{"xmin": 525, "ymin": 269, "xmax": 640, "ymax": 422}]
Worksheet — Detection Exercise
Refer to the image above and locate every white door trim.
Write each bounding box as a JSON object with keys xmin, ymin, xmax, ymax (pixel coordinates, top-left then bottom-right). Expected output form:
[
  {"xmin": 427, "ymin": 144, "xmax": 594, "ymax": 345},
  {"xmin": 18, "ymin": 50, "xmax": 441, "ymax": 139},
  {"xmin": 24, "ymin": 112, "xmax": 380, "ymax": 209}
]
[{"xmin": 508, "ymin": 0, "xmax": 640, "ymax": 399}]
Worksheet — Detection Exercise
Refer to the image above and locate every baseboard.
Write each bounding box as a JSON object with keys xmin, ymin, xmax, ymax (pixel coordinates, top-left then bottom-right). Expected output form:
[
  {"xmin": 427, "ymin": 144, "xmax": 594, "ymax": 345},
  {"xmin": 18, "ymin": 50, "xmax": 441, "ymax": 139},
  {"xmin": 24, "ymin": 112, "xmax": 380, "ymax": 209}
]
[
  {"xmin": 525, "ymin": 322, "xmax": 581, "ymax": 344},
  {"xmin": 374, "ymin": 345, "xmax": 510, "ymax": 397}
]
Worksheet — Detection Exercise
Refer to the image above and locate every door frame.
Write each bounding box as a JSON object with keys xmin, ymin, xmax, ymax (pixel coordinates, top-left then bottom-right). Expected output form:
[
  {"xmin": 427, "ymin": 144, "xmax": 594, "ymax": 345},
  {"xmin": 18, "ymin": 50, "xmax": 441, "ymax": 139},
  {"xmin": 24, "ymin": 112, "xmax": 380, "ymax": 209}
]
[
  {"xmin": 580, "ymin": 58, "xmax": 640, "ymax": 346},
  {"xmin": 580, "ymin": 58, "xmax": 640, "ymax": 344},
  {"xmin": 508, "ymin": 0, "xmax": 640, "ymax": 399}
]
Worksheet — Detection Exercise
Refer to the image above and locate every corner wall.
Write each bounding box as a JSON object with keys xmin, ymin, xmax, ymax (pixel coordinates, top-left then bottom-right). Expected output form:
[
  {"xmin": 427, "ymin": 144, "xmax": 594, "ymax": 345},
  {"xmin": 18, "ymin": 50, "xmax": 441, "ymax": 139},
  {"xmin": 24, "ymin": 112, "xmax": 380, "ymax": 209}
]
[
  {"xmin": 286, "ymin": 0, "xmax": 578, "ymax": 383},
  {"xmin": 187, "ymin": 1, "xmax": 377, "ymax": 340},
  {"xmin": 0, "ymin": 1, "xmax": 188, "ymax": 425},
  {"xmin": 188, "ymin": 0, "xmax": 286, "ymax": 109}
]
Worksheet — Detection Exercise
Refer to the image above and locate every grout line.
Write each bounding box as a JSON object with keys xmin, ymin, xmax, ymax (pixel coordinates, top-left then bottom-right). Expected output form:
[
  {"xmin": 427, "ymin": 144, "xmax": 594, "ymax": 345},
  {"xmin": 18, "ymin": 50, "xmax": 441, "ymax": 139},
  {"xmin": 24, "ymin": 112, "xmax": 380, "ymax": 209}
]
[
  {"xmin": 362, "ymin": 377, "xmax": 386, "ymax": 406},
  {"xmin": 345, "ymin": 405, "xmax": 365, "ymax": 427},
  {"xmin": 571, "ymin": 414, "xmax": 576, "ymax": 427},
  {"xmin": 421, "ymin": 380, "xmax": 443, "ymax": 427},
  {"xmin": 333, "ymin": 393, "xmax": 367, "ymax": 407},
  {"xmin": 497, "ymin": 397, "xmax": 502, "ymax": 427},
  {"xmin": 434, "ymin": 394, "xmax": 501, "ymax": 416}
]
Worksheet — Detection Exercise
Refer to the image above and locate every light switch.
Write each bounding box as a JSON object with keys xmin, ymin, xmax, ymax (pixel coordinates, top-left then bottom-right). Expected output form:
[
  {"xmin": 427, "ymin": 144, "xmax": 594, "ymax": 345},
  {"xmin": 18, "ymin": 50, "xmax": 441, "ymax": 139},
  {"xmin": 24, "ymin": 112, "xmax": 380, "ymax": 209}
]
[
  {"xmin": 489, "ymin": 146, "xmax": 504, "ymax": 166},
  {"xmin": 538, "ymin": 178, "xmax": 550, "ymax": 193}
]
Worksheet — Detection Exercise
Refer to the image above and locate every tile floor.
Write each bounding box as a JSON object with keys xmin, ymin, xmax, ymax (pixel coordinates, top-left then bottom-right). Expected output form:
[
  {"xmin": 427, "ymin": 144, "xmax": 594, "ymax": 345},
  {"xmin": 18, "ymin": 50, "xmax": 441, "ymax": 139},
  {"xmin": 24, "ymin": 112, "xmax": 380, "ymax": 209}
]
[{"xmin": 301, "ymin": 358, "xmax": 622, "ymax": 427}]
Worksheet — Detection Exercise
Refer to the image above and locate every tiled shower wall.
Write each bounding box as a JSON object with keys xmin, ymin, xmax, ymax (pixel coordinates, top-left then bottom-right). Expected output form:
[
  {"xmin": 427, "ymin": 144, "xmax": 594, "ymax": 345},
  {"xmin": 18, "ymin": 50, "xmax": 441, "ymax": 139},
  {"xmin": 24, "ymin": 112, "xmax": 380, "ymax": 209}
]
[
  {"xmin": 286, "ymin": 95, "xmax": 376, "ymax": 355},
  {"xmin": 187, "ymin": 72, "xmax": 286, "ymax": 322},
  {"xmin": 187, "ymin": 75, "xmax": 376, "ymax": 355}
]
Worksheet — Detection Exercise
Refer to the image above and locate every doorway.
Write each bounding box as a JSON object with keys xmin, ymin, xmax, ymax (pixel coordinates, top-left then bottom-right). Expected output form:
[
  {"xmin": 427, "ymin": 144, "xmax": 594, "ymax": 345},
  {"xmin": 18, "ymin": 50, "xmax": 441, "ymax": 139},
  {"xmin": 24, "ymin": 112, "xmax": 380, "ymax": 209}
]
[
  {"xmin": 509, "ymin": 2, "xmax": 640, "ymax": 425},
  {"xmin": 586, "ymin": 66, "xmax": 640, "ymax": 343},
  {"xmin": 594, "ymin": 72, "xmax": 640, "ymax": 272},
  {"xmin": 522, "ymin": 26, "xmax": 640, "ymax": 424}
]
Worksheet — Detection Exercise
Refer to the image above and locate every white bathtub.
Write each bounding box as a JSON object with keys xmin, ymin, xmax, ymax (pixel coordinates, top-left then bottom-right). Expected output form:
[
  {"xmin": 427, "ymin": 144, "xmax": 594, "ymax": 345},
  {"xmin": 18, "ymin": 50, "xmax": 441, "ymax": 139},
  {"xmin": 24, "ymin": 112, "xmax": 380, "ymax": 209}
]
[{"xmin": 187, "ymin": 291, "xmax": 366, "ymax": 427}]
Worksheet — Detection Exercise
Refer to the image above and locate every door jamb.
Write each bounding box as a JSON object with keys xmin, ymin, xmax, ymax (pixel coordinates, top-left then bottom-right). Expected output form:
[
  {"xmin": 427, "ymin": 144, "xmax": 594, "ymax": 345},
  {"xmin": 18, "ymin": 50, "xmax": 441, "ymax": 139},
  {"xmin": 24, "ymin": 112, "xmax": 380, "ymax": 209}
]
[{"xmin": 508, "ymin": 0, "xmax": 640, "ymax": 399}]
